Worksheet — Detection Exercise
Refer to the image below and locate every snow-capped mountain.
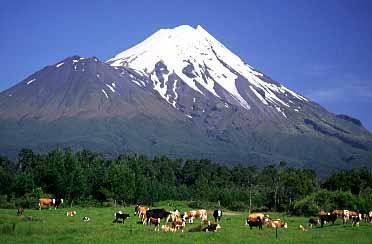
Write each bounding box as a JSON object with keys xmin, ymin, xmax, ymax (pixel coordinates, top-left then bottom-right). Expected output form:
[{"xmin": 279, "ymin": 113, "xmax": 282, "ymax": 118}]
[
  {"xmin": 107, "ymin": 25, "xmax": 307, "ymax": 119},
  {"xmin": 0, "ymin": 25, "xmax": 371, "ymax": 174}
]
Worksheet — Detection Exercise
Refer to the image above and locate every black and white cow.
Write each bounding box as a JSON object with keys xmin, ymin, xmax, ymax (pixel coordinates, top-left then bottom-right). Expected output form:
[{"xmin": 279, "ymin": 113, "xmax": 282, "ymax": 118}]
[
  {"xmin": 113, "ymin": 211, "xmax": 130, "ymax": 224},
  {"xmin": 213, "ymin": 209, "xmax": 222, "ymax": 222},
  {"xmin": 83, "ymin": 216, "xmax": 91, "ymax": 222},
  {"xmin": 144, "ymin": 209, "xmax": 170, "ymax": 224}
]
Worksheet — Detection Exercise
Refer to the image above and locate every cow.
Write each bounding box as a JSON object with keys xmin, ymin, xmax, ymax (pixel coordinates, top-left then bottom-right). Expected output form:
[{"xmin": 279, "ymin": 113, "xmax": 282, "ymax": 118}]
[
  {"xmin": 171, "ymin": 217, "xmax": 186, "ymax": 232},
  {"xmin": 308, "ymin": 217, "xmax": 320, "ymax": 228},
  {"xmin": 319, "ymin": 212, "xmax": 337, "ymax": 227},
  {"xmin": 38, "ymin": 198, "xmax": 64, "ymax": 210},
  {"xmin": 352, "ymin": 216, "xmax": 360, "ymax": 227},
  {"xmin": 246, "ymin": 213, "xmax": 271, "ymax": 223},
  {"xmin": 369, "ymin": 211, "xmax": 372, "ymax": 223},
  {"xmin": 298, "ymin": 224, "xmax": 307, "ymax": 231},
  {"xmin": 202, "ymin": 222, "xmax": 221, "ymax": 232},
  {"xmin": 66, "ymin": 211, "xmax": 77, "ymax": 217},
  {"xmin": 17, "ymin": 207, "xmax": 24, "ymax": 216},
  {"xmin": 113, "ymin": 211, "xmax": 130, "ymax": 224},
  {"xmin": 246, "ymin": 216, "xmax": 263, "ymax": 230},
  {"xmin": 144, "ymin": 209, "xmax": 170, "ymax": 225},
  {"xmin": 213, "ymin": 209, "xmax": 222, "ymax": 222},
  {"xmin": 149, "ymin": 217, "xmax": 161, "ymax": 231},
  {"xmin": 183, "ymin": 209, "xmax": 207, "ymax": 224},
  {"xmin": 138, "ymin": 206, "xmax": 149, "ymax": 222},
  {"xmin": 82, "ymin": 216, "xmax": 90, "ymax": 222},
  {"xmin": 266, "ymin": 219, "xmax": 288, "ymax": 228}
]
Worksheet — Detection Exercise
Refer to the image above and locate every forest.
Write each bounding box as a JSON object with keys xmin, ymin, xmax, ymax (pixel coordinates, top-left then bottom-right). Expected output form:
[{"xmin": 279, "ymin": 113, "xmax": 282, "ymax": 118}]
[{"xmin": 1, "ymin": 148, "xmax": 372, "ymax": 216}]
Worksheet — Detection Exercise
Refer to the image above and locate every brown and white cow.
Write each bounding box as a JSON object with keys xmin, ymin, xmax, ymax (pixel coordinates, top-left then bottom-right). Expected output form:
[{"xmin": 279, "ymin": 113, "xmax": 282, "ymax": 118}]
[
  {"xmin": 172, "ymin": 217, "xmax": 186, "ymax": 232},
  {"xmin": 266, "ymin": 219, "xmax": 288, "ymax": 228},
  {"xmin": 38, "ymin": 198, "xmax": 64, "ymax": 210},
  {"xmin": 202, "ymin": 222, "xmax": 221, "ymax": 232},
  {"xmin": 149, "ymin": 217, "xmax": 161, "ymax": 231},
  {"xmin": 247, "ymin": 213, "xmax": 271, "ymax": 222},
  {"xmin": 298, "ymin": 224, "xmax": 307, "ymax": 231},
  {"xmin": 183, "ymin": 209, "xmax": 207, "ymax": 224},
  {"xmin": 66, "ymin": 211, "xmax": 77, "ymax": 217}
]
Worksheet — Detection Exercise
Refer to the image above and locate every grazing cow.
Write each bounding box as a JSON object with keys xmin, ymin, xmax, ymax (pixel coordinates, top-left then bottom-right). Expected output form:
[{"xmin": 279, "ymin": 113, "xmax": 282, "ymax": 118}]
[
  {"xmin": 66, "ymin": 211, "xmax": 77, "ymax": 217},
  {"xmin": 308, "ymin": 217, "xmax": 320, "ymax": 228},
  {"xmin": 113, "ymin": 211, "xmax": 130, "ymax": 224},
  {"xmin": 144, "ymin": 209, "xmax": 170, "ymax": 225},
  {"xmin": 202, "ymin": 222, "xmax": 221, "ymax": 232},
  {"xmin": 319, "ymin": 212, "xmax": 337, "ymax": 227},
  {"xmin": 83, "ymin": 216, "xmax": 90, "ymax": 222},
  {"xmin": 183, "ymin": 209, "xmax": 208, "ymax": 224},
  {"xmin": 161, "ymin": 224, "xmax": 173, "ymax": 232},
  {"xmin": 149, "ymin": 217, "xmax": 161, "ymax": 231},
  {"xmin": 246, "ymin": 213, "xmax": 270, "ymax": 228},
  {"xmin": 368, "ymin": 211, "xmax": 372, "ymax": 223},
  {"xmin": 213, "ymin": 209, "xmax": 222, "ymax": 222},
  {"xmin": 172, "ymin": 217, "xmax": 186, "ymax": 232},
  {"xmin": 298, "ymin": 224, "xmax": 307, "ymax": 231},
  {"xmin": 266, "ymin": 219, "xmax": 288, "ymax": 228},
  {"xmin": 17, "ymin": 208, "xmax": 24, "ymax": 216},
  {"xmin": 246, "ymin": 216, "xmax": 263, "ymax": 230},
  {"xmin": 38, "ymin": 198, "xmax": 64, "ymax": 210},
  {"xmin": 352, "ymin": 216, "xmax": 360, "ymax": 227}
]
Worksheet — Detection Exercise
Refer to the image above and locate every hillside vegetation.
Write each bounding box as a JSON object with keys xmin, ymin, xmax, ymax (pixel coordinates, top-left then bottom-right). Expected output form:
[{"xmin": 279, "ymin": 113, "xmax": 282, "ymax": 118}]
[{"xmin": 1, "ymin": 149, "xmax": 372, "ymax": 215}]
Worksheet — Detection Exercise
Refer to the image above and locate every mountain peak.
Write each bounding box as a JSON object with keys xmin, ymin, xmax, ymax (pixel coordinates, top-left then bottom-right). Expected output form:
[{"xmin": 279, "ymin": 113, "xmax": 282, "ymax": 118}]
[{"xmin": 107, "ymin": 25, "xmax": 307, "ymax": 113}]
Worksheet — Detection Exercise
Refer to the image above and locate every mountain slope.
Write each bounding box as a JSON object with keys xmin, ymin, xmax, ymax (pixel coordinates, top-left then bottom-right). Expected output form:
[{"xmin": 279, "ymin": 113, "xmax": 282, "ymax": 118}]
[{"xmin": 0, "ymin": 25, "xmax": 371, "ymax": 174}]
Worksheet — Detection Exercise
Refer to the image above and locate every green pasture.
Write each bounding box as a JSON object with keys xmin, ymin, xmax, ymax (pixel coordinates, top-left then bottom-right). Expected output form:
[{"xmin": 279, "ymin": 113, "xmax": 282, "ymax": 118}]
[{"xmin": 1, "ymin": 205, "xmax": 371, "ymax": 244}]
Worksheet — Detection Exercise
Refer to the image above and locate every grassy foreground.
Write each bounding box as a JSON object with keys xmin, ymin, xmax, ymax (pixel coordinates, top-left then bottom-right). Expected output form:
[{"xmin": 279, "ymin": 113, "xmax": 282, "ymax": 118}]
[{"xmin": 1, "ymin": 205, "xmax": 372, "ymax": 244}]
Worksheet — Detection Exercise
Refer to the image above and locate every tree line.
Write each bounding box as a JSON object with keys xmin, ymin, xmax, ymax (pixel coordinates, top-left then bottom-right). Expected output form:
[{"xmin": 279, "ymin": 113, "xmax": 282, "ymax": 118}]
[{"xmin": 0, "ymin": 148, "xmax": 371, "ymax": 215}]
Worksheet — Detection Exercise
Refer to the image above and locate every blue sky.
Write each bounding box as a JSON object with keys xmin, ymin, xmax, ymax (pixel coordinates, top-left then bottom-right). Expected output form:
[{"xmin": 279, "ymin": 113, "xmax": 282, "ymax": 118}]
[{"xmin": 0, "ymin": 0, "xmax": 371, "ymax": 130}]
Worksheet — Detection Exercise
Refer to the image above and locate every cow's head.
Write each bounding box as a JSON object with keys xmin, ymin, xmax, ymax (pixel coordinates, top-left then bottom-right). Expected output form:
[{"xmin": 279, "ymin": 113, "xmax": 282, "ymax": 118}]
[{"xmin": 284, "ymin": 222, "xmax": 288, "ymax": 228}]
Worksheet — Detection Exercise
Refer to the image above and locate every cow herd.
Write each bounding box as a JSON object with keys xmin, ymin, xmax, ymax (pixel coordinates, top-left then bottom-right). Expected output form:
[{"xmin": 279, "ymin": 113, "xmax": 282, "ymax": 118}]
[
  {"xmin": 16, "ymin": 199, "xmax": 372, "ymax": 235},
  {"xmin": 245, "ymin": 209, "xmax": 372, "ymax": 232},
  {"xmin": 131, "ymin": 204, "xmax": 222, "ymax": 232},
  {"xmin": 316, "ymin": 209, "xmax": 372, "ymax": 228},
  {"xmin": 245, "ymin": 213, "xmax": 287, "ymax": 230}
]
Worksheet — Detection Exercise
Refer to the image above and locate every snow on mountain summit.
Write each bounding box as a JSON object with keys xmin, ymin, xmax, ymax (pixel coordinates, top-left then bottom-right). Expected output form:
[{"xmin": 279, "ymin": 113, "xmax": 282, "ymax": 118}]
[{"xmin": 107, "ymin": 25, "xmax": 308, "ymax": 114}]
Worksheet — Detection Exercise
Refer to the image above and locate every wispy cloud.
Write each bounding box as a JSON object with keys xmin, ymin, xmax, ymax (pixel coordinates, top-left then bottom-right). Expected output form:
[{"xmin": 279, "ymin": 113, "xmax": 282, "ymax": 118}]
[{"xmin": 305, "ymin": 82, "xmax": 372, "ymax": 103}]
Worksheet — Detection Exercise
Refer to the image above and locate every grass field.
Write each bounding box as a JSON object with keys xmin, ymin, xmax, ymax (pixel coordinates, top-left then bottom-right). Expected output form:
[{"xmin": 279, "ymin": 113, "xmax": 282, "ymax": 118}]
[{"xmin": 1, "ymin": 205, "xmax": 372, "ymax": 244}]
